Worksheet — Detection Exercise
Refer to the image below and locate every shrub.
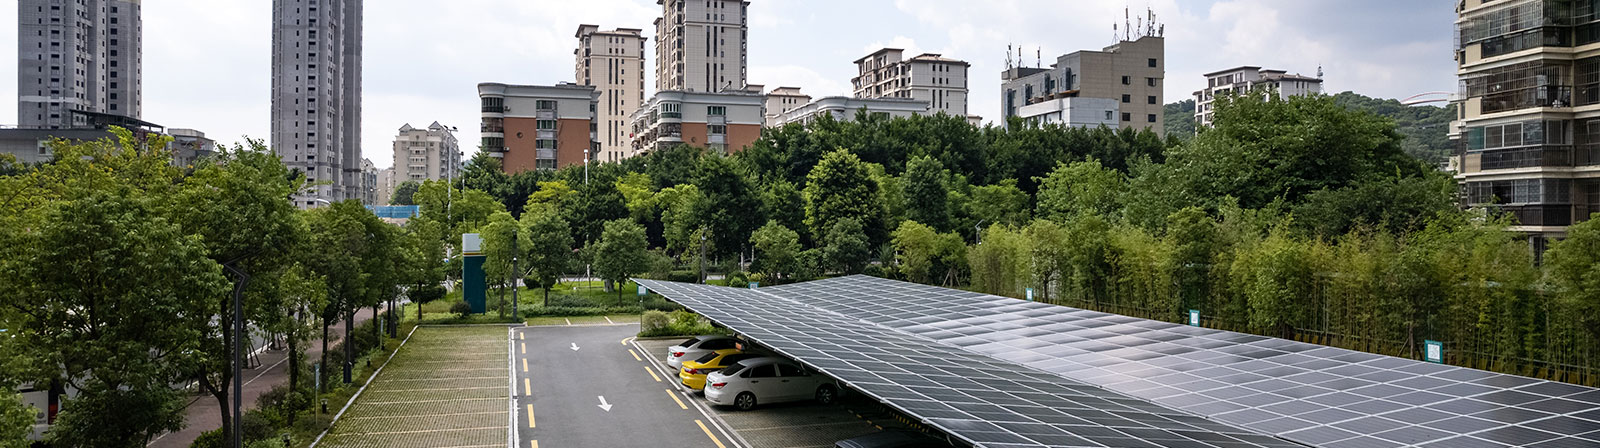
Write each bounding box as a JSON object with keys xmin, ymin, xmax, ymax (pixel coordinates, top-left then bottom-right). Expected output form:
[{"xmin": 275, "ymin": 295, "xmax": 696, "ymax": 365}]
[
  {"xmin": 190, "ymin": 429, "xmax": 223, "ymax": 448},
  {"xmin": 667, "ymin": 270, "xmax": 698, "ymax": 283},
  {"xmin": 641, "ymin": 310, "xmax": 670, "ymax": 334},
  {"xmin": 545, "ymin": 294, "xmax": 597, "ymax": 308},
  {"xmin": 641, "ymin": 297, "xmax": 683, "ymax": 312},
  {"xmin": 450, "ymin": 301, "xmax": 472, "ymax": 318},
  {"xmin": 241, "ymin": 409, "xmax": 276, "ymax": 443},
  {"xmin": 669, "ymin": 310, "xmax": 701, "ymax": 328},
  {"xmin": 863, "ymin": 264, "xmax": 885, "ymax": 278}
]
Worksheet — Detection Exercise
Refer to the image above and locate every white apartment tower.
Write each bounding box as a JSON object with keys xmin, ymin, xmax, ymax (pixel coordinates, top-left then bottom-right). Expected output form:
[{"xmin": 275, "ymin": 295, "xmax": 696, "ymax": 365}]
[
  {"xmin": 1193, "ymin": 66, "xmax": 1323, "ymax": 128},
  {"xmin": 17, "ymin": 0, "xmax": 142, "ymax": 129},
  {"xmin": 392, "ymin": 122, "xmax": 460, "ymax": 183},
  {"xmin": 272, "ymin": 0, "xmax": 363, "ymax": 208},
  {"xmin": 655, "ymin": 0, "xmax": 749, "ymax": 93},
  {"xmin": 853, "ymin": 48, "xmax": 970, "ymax": 117},
  {"xmin": 576, "ymin": 25, "xmax": 646, "ymax": 163}
]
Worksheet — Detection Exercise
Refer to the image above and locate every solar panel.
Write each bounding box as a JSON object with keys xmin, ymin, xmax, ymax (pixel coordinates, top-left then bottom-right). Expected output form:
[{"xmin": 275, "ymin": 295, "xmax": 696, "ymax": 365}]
[
  {"xmin": 636, "ymin": 279, "xmax": 1299, "ymax": 448},
  {"xmin": 762, "ymin": 276, "xmax": 1600, "ymax": 448}
]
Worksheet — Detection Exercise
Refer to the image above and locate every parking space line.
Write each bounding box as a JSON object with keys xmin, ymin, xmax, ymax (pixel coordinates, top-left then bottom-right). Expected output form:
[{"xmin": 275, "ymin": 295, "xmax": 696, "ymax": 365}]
[
  {"xmin": 628, "ymin": 349, "xmax": 642, "ymax": 361},
  {"xmin": 564, "ymin": 318, "xmax": 572, "ymax": 325},
  {"xmin": 605, "ymin": 316, "xmax": 615, "ymax": 324},
  {"xmin": 644, "ymin": 365, "xmax": 663, "ymax": 382},
  {"xmin": 522, "ymin": 378, "xmax": 530, "ymax": 396},
  {"xmin": 695, "ymin": 420, "xmax": 728, "ymax": 448},
  {"xmin": 666, "ymin": 389, "xmax": 688, "ymax": 410},
  {"xmin": 527, "ymin": 404, "xmax": 535, "ymax": 428}
]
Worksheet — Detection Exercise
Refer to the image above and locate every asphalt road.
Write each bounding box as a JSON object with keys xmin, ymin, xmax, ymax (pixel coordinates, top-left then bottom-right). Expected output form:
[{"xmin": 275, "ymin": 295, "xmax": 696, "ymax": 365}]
[{"xmin": 514, "ymin": 324, "xmax": 736, "ymax": 448}]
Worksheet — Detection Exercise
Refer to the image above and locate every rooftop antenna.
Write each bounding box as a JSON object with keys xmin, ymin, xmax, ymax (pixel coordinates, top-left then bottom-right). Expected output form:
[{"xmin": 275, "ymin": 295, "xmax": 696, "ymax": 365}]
[
  {"xmin": 1125, "ymin": 7, "xmax": 1131, "ymax": 41},
  {"xmin": 1318, "ymin": 65, "xmax": 1324, "ymax": 79},
  {"xmin": 1036, "ymin": 47, "xmax": 1042, "ymax": 68},
  {"xmin": 1112, "ymin": 23, "xmax": 1118, "ymax": 45},
  {"xmin": 1005, "ymin": 43, "xmax": 1013, "ymax": 69}
]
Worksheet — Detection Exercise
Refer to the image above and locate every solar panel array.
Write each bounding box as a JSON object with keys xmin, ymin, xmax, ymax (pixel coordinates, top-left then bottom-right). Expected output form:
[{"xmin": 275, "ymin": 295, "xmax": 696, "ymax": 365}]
[
  {"xmin": 764, "ymin": 276, "xmax": 1600, "ymax": 448},
  {"xmin": 636, "ymin": 279, "xmax": 1300, "ymax": 448}
]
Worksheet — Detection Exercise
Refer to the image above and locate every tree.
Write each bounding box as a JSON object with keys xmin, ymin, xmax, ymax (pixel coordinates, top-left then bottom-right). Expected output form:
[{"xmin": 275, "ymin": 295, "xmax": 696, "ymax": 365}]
[
  {"xmin": 414, "ymin": 180, "xmax": 505, "ymax": 251},
  {"xmin": 657, "ymin": 184, "xmax": 704, "ymax": 258},
  {"xmin": 891, "ymin": 221, "xmax": 965, "ymax": 286},
  {"xmin": 304, "ymin": 200, "xmax": 389, "ymax": 386},
  {"xmin": 170, "ymin": 143, "xmax": 303, "ymax": 442},
  {"xmin": 904, "ymin": 155, "xmax": 950, "ymax": 232},
  {"xmin": 522, "ymin": 206, "xmax": 574, "ymax": 306},
  {"xmin": 527, "ymin": 180, "xmax": 577, "ymax": 209},
  {"xmin": 1036, "ymin": 158, "xmax": 1124, "ymax": 222},
  {"xmin": 390, "ymin": 180, "xmax": 420, "ymax": 205},
  {"xmin": 403, "ymin": 218, "xmax": 448, "ymax": 320},
  {"xmin": 1025, "ymin": 220, "xmax": 1071, "ymax": 302},
  {"xmin": 749, "ymin": 220, "xmax": 800, "ymax": 281},
  {"xmin": 691, "ymin": 156, "xmax": 765, "ymax": 259},
  {"xmin": 804, "ymin": 149, "xmax": 886, "ymax": 245},
  {"xmin": 594, "ymin": 219, "xmax": 649, "ymax": 303},
  {"xmin": 481, "ymin": 211, "xmax": 525, "ymax": 317},
  {"xmin": 1545, "ymin": 215, "xmax": 1600, "ymax": 341},
  {"xmin": 822, "ymin": 218, "xmax": 871, "ymax": 275},
  {"xmin": 0, "ymin": 392, "xmax": 30, "ymax": 448},
  {"xmin": 968, "ymin": 224, "xmax": 1031, "ymax": 297},
  {"xmin": 966, "ymin": 180, "xmax": 1030, "ymax": 229}
]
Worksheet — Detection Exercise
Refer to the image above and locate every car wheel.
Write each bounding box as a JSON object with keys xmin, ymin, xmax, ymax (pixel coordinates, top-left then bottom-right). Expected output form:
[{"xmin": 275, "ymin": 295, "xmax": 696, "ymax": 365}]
[
  {"xmin": 735, "ymin": 392, "xmax": 757, "ymax": 411},
  {"xmin": 816, "ymin": 385, "xmax": 838, "ymax": 405}
]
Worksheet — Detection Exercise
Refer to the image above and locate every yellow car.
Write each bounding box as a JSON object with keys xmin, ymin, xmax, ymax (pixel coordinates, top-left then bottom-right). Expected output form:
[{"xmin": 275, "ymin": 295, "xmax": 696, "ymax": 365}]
[{"xmin": 679, "ymin": 350, "xmax": 763, "ymax": 390}]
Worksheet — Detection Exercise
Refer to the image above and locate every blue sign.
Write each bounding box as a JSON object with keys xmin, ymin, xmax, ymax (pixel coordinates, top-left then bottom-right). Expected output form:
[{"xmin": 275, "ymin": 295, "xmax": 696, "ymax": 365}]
[
  {"xmin": 1025, "ymin": 288, "xmax": 1034, "ymax": 301},
  {"xmin": 1188, "ymin": 310, "xmax": 1201, "ymax": 327},
  {"xmin": 638, "ymin": 285, "xmax": 647, "ymax": 296},
  {"xmin": 749, "ymin": 282, "xmax": 759, "ymax": 289},
  {"xmin": 1424, "ymin": 340, "xmax": 1444, "ymax": 363}
]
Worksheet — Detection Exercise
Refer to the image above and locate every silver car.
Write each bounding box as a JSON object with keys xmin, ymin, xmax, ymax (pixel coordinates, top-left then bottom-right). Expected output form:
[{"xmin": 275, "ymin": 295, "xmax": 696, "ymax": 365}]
[
  {"xmin": 664, "ymin": 335, "xmax": 740, "ymax": 369},
  {"xmin": 703, "ymin": 357, "xmax": 840, "ymax": 411}
]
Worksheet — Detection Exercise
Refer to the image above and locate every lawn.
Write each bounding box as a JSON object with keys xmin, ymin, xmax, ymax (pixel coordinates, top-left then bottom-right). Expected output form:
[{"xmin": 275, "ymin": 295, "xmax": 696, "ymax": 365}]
[{"xmin": 315, "ymin": 325, "xmax": 509, "ymax": 448}]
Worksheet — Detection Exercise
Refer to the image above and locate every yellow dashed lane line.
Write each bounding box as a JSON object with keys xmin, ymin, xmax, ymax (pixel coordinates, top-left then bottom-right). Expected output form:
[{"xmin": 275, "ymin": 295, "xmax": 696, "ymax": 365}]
[
  {"xmin": 667, "ymin": 389, "xmax": 688, "ymax": 410},
  {"xmin": 644, "ymin": 365, "xmax": 662, "ymax": 382},
  {"xmin": 527, "ymin": 404, "xmax": 535, "ymax": 428},
  {"xmin": 628, "ymin": 349, "xmax": 642, "ymax": 362},
  {"xmin": 695, "ymin": 419, "xmax": 727, "ymax": 448}
]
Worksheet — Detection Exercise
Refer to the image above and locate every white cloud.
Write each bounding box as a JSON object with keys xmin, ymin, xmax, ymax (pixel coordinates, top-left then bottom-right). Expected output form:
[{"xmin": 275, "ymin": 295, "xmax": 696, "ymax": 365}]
[{"xmin": 750, "ymin": 65, "xmax": 853, "ymax": 98}]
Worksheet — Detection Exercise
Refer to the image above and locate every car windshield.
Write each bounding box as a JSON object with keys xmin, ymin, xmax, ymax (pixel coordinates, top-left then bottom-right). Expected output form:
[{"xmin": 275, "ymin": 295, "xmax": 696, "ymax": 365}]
[
  {"xmin": 694, "ymin": 352, "xmax": 720, "ymax": 363},
  {"xmin": 678, "ymin": 337, "xmax": 700, "ymax": 347},
  {"xmin": 717, "ymin": 365, "xmax": 745, "ymax": 377}
]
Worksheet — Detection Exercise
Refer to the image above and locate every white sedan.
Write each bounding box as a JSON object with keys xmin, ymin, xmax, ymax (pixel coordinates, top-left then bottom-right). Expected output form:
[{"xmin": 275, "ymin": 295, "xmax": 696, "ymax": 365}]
[
  {"xmin": 665, "ymin": 335, "xmax": 740, "ymax": 369},
  {"xmin": 703, "ymin": 357, "xmax": 840, "ymax": 411}
]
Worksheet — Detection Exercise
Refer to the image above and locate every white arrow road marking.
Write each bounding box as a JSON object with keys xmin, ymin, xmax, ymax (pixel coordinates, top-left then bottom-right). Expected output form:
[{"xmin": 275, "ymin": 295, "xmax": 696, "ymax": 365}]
[
  {"xmin": 570, "ymin": 342, "xmax": 580, "ymax": 351},
  {"xmin": 597, "ymin": 396, "xmax": 613, "ymax": 412}
]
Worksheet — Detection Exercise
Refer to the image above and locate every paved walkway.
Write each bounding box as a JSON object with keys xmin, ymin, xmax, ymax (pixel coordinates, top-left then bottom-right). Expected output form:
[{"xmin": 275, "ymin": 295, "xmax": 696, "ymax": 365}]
[{"xmin": 148, "ymin": 307, "xmax": 390, "ymax": 448}]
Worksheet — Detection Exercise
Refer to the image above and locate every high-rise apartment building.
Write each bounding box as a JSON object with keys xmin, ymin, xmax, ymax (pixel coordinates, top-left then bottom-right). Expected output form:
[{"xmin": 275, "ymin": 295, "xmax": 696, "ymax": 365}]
[
  {"xmin": 478, "ymin": 83, "xmax": 599, "ymax": 174},
  {"xmin": 853, "ymin": 48, "xmax": 970, "ymax": 117},
  {"xmin": 1000, "ymin": 36, "xmax": 1164, "ymax": 136},
  {"xmin": 272, "ymin": 0, "xmax": 363, "ymax": 208},
  {"xmin": 576, "ymin": 25, "xmax": 647, "ymax": 163},
  {"xmin": 1194, "ymin": 66, "xmax": 1323, "ymax": 127},
  {"xmin": 392, "ymin": 122, "xmax": 460, "ymax": 184},
  {"xmin": 1451, "ymin": 0, "xmax": 1600, "ymax": 245},
  {"xmin": 17, "ymin": 0, "xmax": 142, "ymax": 129},
  {"xmin": 655, "ymin": 0, "xmax": 749, "ymax": 93}
]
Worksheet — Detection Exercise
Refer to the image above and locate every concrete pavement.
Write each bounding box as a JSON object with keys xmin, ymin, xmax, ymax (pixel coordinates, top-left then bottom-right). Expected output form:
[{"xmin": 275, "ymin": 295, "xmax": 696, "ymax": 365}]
[{"xmin": 514, "ymin": 324, "xmax": 739, "ymax": 448}]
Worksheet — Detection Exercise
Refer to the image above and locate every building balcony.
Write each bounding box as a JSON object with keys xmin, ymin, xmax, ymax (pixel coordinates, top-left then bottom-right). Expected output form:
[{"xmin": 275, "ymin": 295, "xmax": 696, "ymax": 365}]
[
  {"xmin": 1461, "ymin": 145, "xmax": 1600, "ymax": 173},
  {"xmin": 536, "ymin": 110, "xmax": 555, "ymax": 120},
  {"xmin": 537, "ymin": 130, "xmax": 555, "ymax": 140},
  {"xmin": 1481, "ymin": 86, "xmax": 1573, "ymax": 114},
  {"xmin": 536, "ymin": 149, "xmax": 557, "ymax": 160}
]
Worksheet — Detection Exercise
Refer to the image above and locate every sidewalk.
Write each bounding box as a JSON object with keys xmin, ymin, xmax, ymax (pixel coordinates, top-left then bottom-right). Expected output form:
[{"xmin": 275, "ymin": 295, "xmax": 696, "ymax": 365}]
[{"xmin": 147, "ymin": 307, "xmax": 388, "ymax": 448}]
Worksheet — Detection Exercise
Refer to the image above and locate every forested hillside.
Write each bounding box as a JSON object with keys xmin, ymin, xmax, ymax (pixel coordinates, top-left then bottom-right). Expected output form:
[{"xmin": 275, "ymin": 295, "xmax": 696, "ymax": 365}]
[{"xmin": 1163, "ymin": 92, "xmax": 1455, "ymax": 164}]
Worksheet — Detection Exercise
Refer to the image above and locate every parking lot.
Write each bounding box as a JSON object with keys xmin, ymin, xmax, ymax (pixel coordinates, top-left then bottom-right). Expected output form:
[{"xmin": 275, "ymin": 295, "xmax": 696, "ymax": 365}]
[
  {"xmin": 634, "ymin": 337, "xmax": 892, "ymax": 448},
  {"xmin": 317, "ymin": 325, "xmax": 510, "ymax": 448}
]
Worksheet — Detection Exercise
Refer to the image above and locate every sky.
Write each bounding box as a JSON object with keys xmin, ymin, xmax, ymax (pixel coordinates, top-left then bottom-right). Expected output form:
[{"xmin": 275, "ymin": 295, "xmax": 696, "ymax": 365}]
[{"xmin": 1, "ymin": 0, "xmax": 1457, "ymax": 170}]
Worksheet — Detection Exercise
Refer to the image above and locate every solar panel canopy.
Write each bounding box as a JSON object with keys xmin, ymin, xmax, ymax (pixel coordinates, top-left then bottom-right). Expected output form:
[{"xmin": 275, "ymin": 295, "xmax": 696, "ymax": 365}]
[
  {"xmin": 637, "ymin": 279, "xmax": 1300, "ymax": 448},
  {"xmin": 757, "ymin": 276, "xmax": 1600, "ymax": 448}
]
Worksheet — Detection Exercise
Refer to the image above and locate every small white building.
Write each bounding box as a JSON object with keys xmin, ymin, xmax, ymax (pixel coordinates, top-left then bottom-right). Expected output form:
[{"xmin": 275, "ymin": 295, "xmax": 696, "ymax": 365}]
[
  {"xmin": 771, "ymin": 96, "xmax": 930, "ymax": 127},
  {"xmin": 764, "ymin": 87, "xmax": 812, "ymax": 127},
  {"xmin": 1194, "ymin": 66, "xmax": 1323, "ymax": 127},
  {"xmin": 1014, "ymin": 95, "xmax": 1120, "ymax": 129}
]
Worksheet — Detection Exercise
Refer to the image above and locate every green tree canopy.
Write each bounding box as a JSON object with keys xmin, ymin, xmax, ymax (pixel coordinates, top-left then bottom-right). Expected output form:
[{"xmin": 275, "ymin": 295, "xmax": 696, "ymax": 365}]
[
  {"xmin": 390, "ymin": 180, "xmax": 420, "ymax": 205},
  {"xmin": 904, "ymin": 155, "xmax": 951, "ymax": 232},
  {"xmin": 804, "ymin": 149, "xmax": 886, "ymax": 245},
  {"xmin": 594, "ymin": 219, "xmax": 649, "ymax": 302},
  {"xmin": 750, "ymin": 220, "xmax": 801, "ymax": 281}
]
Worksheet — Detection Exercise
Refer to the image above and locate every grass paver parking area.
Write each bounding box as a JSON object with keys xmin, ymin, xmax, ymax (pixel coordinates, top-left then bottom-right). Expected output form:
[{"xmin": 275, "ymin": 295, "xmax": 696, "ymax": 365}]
[{"xmin": 318, "ymin": 326, "xmax": 509, "ymax": 448}]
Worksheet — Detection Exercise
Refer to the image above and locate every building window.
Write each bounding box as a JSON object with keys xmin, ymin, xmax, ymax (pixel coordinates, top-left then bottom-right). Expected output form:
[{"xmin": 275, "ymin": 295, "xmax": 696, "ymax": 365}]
[
  {"xmin": 1121, "ymin": 112, "xmax": 1131, "ymax": 122},
  {"xmin": 537, "ymin": 120, "xmax": 557, "ymax": 130},
  {"xmin": 1104, "ymin": 111, "xmax": 1113, "ymax": 121},
  {"xmin": 1147, "ymin": 96, "xmax": 1157, "ymax": 105},
  {"xmin": 1148, "ymin": 114, "xmax": 1157, "ymax": 123},
  {"xmin": 1147, "ymin": 77, "xmax": 1157, "ymax": 87},
  {"xmin": 536, "ymin": 100, "xmax": 557, "ymax": 110},
  {"xmin": 1122, "ymin": 94, "xmax": 1131, "ymax": 103},
  {"xmin": 708, "ymin": 125, "xmax": 727, "ymax": 134},
  {"xmin": 707, "ymin": 106, "xmax": 726, "ymax": 116},
  {"xmin": 1148, "ymin": 58, "xmax": 1157, "ymax": 68},
  {"xmin": 1122, "ymin": 76, "xmax": 1130, "ymax": 85}
]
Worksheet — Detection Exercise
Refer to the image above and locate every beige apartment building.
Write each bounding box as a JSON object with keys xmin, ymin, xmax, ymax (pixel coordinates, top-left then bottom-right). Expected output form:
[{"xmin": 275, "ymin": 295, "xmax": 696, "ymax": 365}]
[
  {"xmin": 576, "ymin": 25, "xmax": 646, "ymax": 163},
  {"xmin": 1194, "ymin": 66, "xmax": 1323, "ymax": 127},
  {"xmin": 853, "ymin": 49, "xmax": 970, "ymax": 117},
  {"xmin": 392, "ymin": 122, "xmax": 460, "ymax": 184},
  {"xmin": 1450, "ymin": 0, "xmax": 1600, "ymax": 246},
  {"xmin": 630, "ymin": 90, "xmax": 764, "ymax": 155},
  {"xmin": 1000, "ymin": 36, "xmax": 1164, "ymax": 136},
  {"xmin": 479, "ymin": 83, "xmax": 599, "ymax": 174},
  {"xmin": 764, "ymin": 86, "xmax": 812, "ymax": 127},
  {"xmin": 656, "ymin": 0, "xmax": 749, "ymax": 93}
]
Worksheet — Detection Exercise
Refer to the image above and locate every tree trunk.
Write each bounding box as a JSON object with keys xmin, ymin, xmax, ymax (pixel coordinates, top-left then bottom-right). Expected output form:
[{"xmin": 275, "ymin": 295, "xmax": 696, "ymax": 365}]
[
  {"xmin": 543, "ymin": 287, "xmax": 549, "ymax": 308},
  {"xmin": 372, "ymin": 304, "xmax": 381, "ymax": 345},
  {"xmin": 287, "ymin": 332, "xmax": 299, "ymax": 426},
  {"xmin": 319, "ymin": 316, "xmax": 329, "ymax": 392},
  {"xmin": 200, "ymin": 376, "xmax": 231, "ymax": 444},
  {"xmin": 343, "ymin": 306, "xmax": 353, "ymax": 384}
]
